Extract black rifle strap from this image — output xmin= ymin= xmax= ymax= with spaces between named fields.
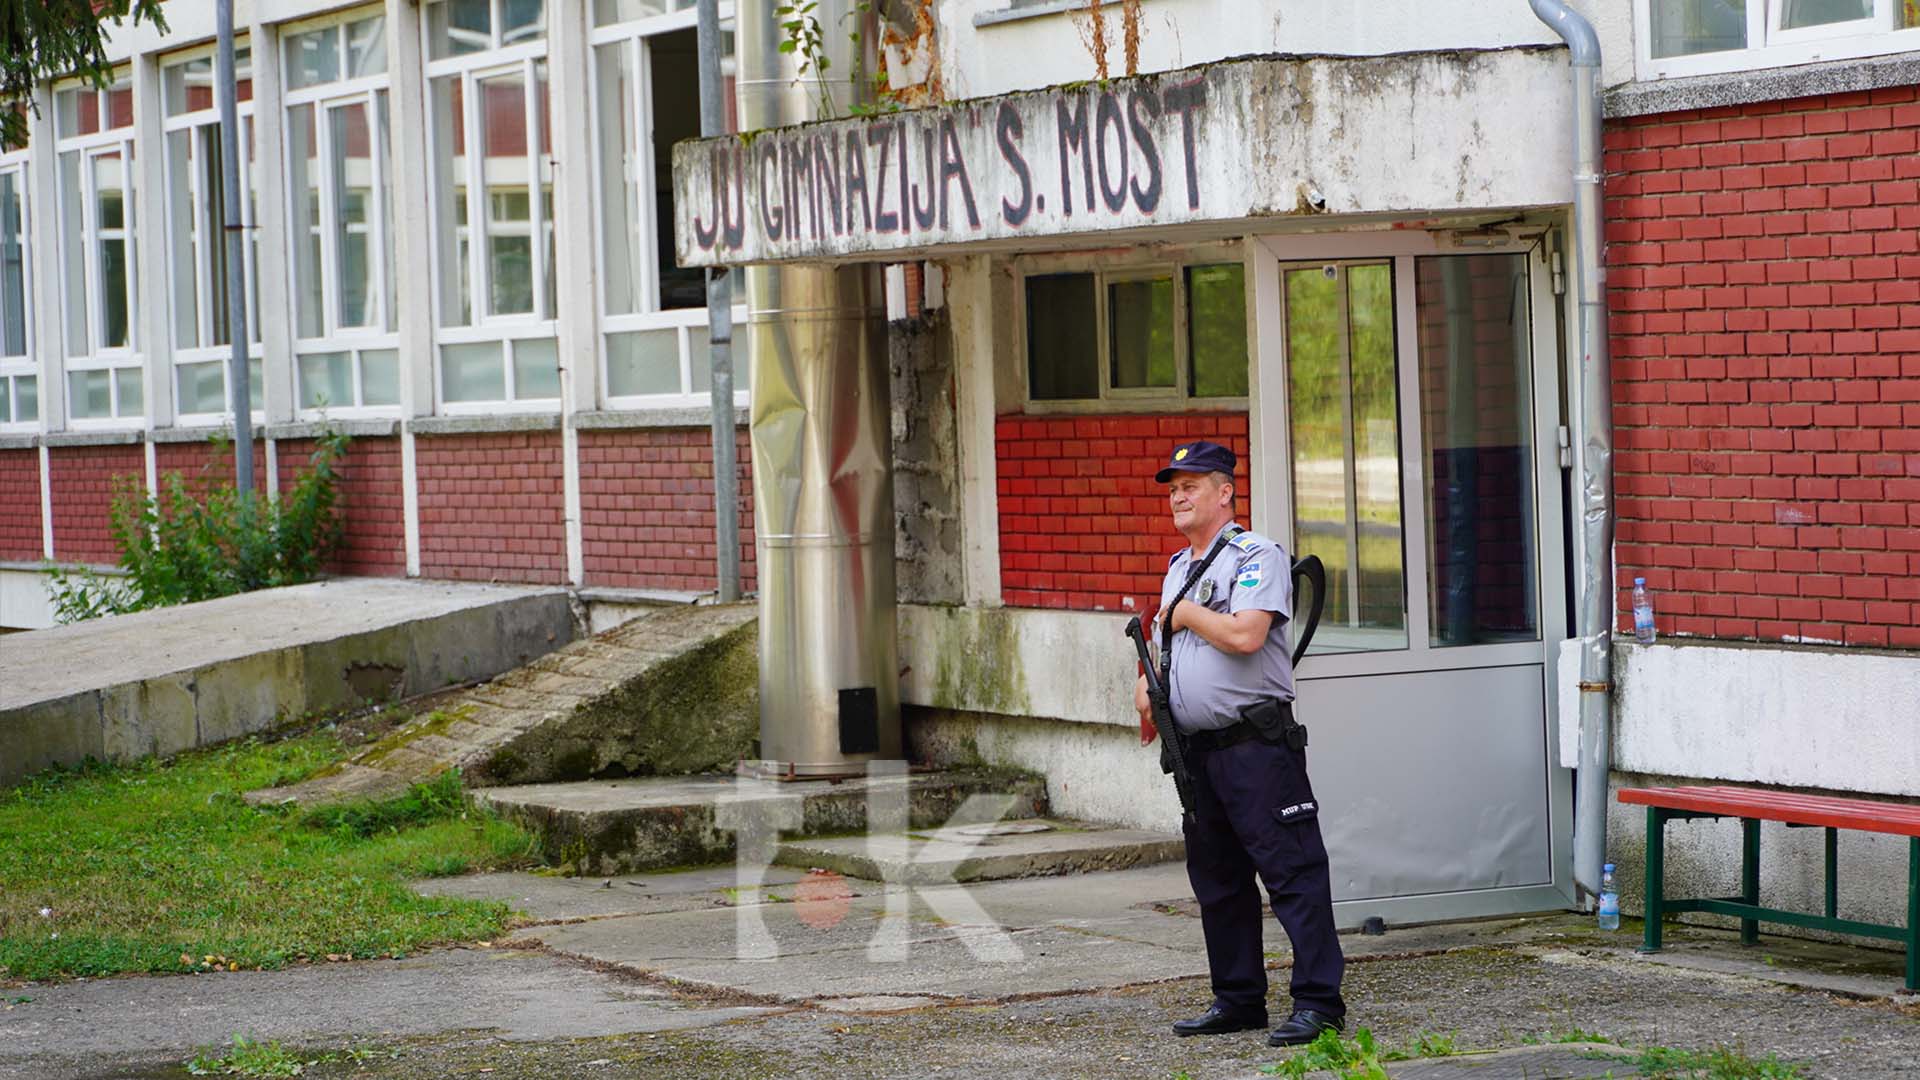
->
xmin=1158 ymin=524 xmax=1245 ymax=692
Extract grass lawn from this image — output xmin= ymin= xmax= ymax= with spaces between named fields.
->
xmin=0 ymin=728 xmax=539 ymax=983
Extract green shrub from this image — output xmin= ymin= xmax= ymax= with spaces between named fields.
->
xmin=46 ymin=430 xmax=348 ymax=622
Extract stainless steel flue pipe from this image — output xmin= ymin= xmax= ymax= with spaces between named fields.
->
xmin=737 ymin=0 xmax=901 ymax=776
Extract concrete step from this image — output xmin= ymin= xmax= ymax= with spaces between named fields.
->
xmin=476 ymin=770 xmax=1051 ymax=877
xmin=774 ymin=819 xmax=1184 ymax=885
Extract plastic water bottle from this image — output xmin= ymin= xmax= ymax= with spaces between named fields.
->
xmin=1632 ymin=578 xmax=1656 ymax=645
xmin=1597 ymin=863 xmax=1621 ymax=931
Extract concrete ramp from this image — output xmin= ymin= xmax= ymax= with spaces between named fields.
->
xmin=0 ymin=579 xmax=577 ymax=787
xmin=250 ymin=602 xmax=758 ymax=806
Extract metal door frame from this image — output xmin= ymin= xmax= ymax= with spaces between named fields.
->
xmin=1245 ymin=228 xmax=1577 ymax=923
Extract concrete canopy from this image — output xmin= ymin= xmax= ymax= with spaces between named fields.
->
xmin=672 ymin=46 xmax=1576 ymax=266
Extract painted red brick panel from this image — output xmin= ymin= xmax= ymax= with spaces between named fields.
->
xmin=152 ymin=440 xmax=269 ymax=501
xmin=996 ymin=413 xmax=1252 ymax=614
xmin=0 ymin=449 xmax=43 ymax=561
xmin=415 ymin=431 xmax=567 ymax=585
xmin=579 ymin=427 xmax=756 ymax=594
xmin=48 ymin=445 xmax=144 ymax=565
xmin=1605 ymin=85 xmax=1920 ymax=649
xmin=275 ymin=436 xmax=406 ymax=577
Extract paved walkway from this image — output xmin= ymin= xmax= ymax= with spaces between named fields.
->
xmin=5 ymin=865 xmax=1914 ymax=1079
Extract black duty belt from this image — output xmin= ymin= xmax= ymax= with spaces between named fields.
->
xmin=1185 ymin=700 xmax=1303 ymax=753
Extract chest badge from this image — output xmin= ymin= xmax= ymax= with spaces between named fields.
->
xmin=1195 ymin=578 xmax=1216 ymax=605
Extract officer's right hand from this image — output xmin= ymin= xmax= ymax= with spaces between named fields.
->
xmin=1135 ymin=674 xmax=1157 ymax=745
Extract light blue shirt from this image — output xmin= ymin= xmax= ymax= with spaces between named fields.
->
xmin=1159 ymin=522 xmax=1296 ymax=733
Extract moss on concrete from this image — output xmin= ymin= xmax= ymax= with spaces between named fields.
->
xmin=930 ymin=608 xmax=1031 ymax=715
xmin=356 ymin=706 xmax=471 ymax=768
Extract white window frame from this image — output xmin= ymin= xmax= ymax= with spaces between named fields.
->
xmin=0 ymin=150 xmax=34 ymax=431
xmin=1636 ymin=0 xmax=1920 ymax=81
xmin=283 ymin=6 xmax=401 ymax=420
xmin=1012 ymin=244 xmax=1252 ymax=414
xmin=423 ymin=0 xmax=559 ymax=414
xmin=160 ymin=41 xmax=265 ymax=427
xmin=589 ymin=4 xmax=746 ymax=409
xmin=52 ymin=74 xmax=143 ymax=429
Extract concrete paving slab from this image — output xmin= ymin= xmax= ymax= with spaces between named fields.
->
xmin=1231 ymin=1043 xmax=1639 ymax=1079
xmin=0 ymin=948 xmax=773 ymax=1071
xmin=412 ymin=866 xmax=884 ymax=922
xmin=774 ymin=819 xmax=1184 ymax=883
xmin=0 ymin=579 xmax=575 ymax=785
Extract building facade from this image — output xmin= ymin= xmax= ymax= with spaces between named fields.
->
xmin=3 ymin=2 xmax=1917 ymax=932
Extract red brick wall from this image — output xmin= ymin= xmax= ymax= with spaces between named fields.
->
xmin=152 ymin=440 xmax=269 ymax=499
xmin=47 ymin=445 xmax=145 ymax=565
xmin=1605 ymin=86 xmax=1920 ymax=648
xmin=996 ymin=413 xmax=1251 ymax=612
xmin=275 ymin=436 xmax=406 ymax=577
xmin=0 ymin=449 xmax=42 ymax=561
xmin=415 ymin=432 xmax=567 ymax=584
xmin=579 ymin=427 xmax=756 ymax=594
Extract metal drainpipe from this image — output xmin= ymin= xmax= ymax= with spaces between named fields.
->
xmin=737 ymin=0 xmax=901 ymax=777
xmin=1528 ymin=0 xmax=1614 ymax=903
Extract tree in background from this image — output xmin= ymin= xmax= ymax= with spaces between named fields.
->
xmin=0 ymin=0 xmax=168 ymax=149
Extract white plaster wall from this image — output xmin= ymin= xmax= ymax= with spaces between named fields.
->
xmin=0 ymin=569 xmax=58 ymax=632
xmin=1558 ymin=639 xmax=1920 ymax=798
xmin=898 ymin=604 xmax=1139 ymax=727
xmin=939 ymin=0 xmax=1634 ymax=100
xmin=912 ymin=708 xmax=1185 ymax=832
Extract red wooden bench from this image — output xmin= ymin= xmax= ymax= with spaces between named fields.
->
xmin=1617 ymin=785 xmax=1920 ymax=992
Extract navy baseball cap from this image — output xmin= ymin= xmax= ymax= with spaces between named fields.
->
xmin=1155 ymin=441 xmax=1237 ymax=484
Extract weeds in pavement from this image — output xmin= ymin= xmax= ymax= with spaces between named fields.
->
xmin=1624 ymin=1044 xmax=1805 ymax=1079
xmin=1260 ymin=1027 xmax=1390 ymax=1079
xmin=0 ymin=734 xmax=538 ymax=981
xmin=185 ymin=1035 xmax=400 ymax=1077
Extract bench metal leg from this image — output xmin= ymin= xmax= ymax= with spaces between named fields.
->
xmin=1907 ymin=836 xmax=1918 ymax=993
xmin=1824 ymin=827 xmax=1838 ymax=921
xmin=1741 ymin=818 xmax=1761 ymax=946
xmin=1642 ymin=806 xmax=1666 ymax=954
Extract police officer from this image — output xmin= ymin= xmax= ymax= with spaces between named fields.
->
xmin=1133 ymin=440 xmax=1346 ymax=1047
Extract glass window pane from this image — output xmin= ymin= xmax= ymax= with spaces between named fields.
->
xmin=287 ymin=104 xmax=325 ymax=339
xmin=60 ymin=152 xmax=86 ymax=355
xmin=165 ymin=131 xmax=200 ymax=349
xmin=480 ymin=70 xmax=535 ymax=317
xmin=1417 ymin=254 xmax=1539 ymax=647
xmin=347 ymin=15 xmax=388 ymax=78
xmin=1780 ymin=0 xmax=1871 ymax=28
xmin=284 ymin=26 xmax=341 ymax=91
xmin=330 ymin=102 xmax=375 ymax=329
xmin=597 ymin=42 xmax=642 ymax=317
xmin=0 ymin=378 xmax=9 ymax=422
xmin=1188 ymin=264 xmax=1248 ymax=398
xmin=1286 ymin=264 xmax=1406 ymax=654
xmin=607 ymin=328 xmax=680 ymax=396
xmin=70 ymin=369 xmax=110 ymax=419
xmin=1649 ymin=0 xmax=1748 ymax=58
xmin=1108 ymin=276 xmax=1175 ymax=390
xmin=178 ymin=360 xmax=227 ymax=414
xmin=431 ymin=75 xmax=471 ymax=326
xmin=537 ymin=61 xmax=555 ymax=319
xmin=56 ymin=87 xmax=98 ymax=139
xmin=163 ymin=53 xmax=248 ymax=115
xmin=360 ymin=348 xmax=400 ymax=405
xmin=442 ymin=340 xmax=505 ymax=402
xmin=14 ymin=375 xmax=35 ymax=422
xmin=378 ymin=92 xmax=396 ymax=332
xmin=114 ymin=366 xmax=142 ymax=415
xmin=0 ymin=171 xmax=25 ymax=359
xmin=298 ymin=351 xmax=353 ymax=409
xmin=1026 ymin=273 xmax=1098 ymax=400
xmin=94 ymin=153 xmax=132 ymax=351
xmin=502 ymin=0 xmax=548 ymax=44
xmin=429 ymin=0 xmax=493 ymax=58
xmin=595 ymin=0 xmax=668 ymax=24
xmin=512 ymin=337 xmax=560 ymax=399
xmin=1907 ymin=0 xmax=1920 ymax=28
xmin=650 ymin=31 xmax=701 ymax=310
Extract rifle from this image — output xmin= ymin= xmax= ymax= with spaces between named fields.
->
xmin=1127 ymin=615 xmax=1196 ymax=824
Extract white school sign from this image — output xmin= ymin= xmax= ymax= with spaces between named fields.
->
xmin=672 ymin=48 xmax=1573 ymax=266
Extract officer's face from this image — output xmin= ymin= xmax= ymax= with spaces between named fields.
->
xmin=1168 ymin=473 xmax=1232 ymax=533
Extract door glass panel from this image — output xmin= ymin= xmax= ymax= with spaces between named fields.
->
xmin=1286 ymin=263 xmax=1406 ymax=653
xmin=1417 ymin=254 xmax=1539 ymax=647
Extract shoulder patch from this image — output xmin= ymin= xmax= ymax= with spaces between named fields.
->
xmin=1230 ymin=532 xmax=1261 ymax=553
xmin=1235 ymin=561 xmax=1264 ymax=590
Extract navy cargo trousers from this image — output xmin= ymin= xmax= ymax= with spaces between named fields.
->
xmin=1183 ymin=736 xmax=1347 ymax=1021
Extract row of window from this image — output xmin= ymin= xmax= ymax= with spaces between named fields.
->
xmin=0 ymin=0 xmax=733 ymax=432
xmin=1642 ymin=0 xmax=1920 ymax=79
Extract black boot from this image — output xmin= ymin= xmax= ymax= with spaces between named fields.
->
xmin=1172 ymin=1003 xmax=1268 ymax=1037
xmin=1267 ymin=1009 xmax=1342 ymax=1047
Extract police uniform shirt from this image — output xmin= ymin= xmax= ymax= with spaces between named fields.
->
xmin=1159 ymin=523 xmax=1296 ymax=733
